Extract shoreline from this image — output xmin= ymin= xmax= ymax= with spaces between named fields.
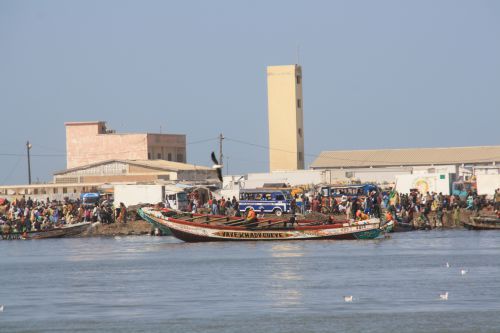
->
xmin=82 ymin=220 xmax=153 ymax=237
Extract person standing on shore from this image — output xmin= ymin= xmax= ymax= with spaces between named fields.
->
xmin=453 ymin=204 xmax=461 ymax=226
xmin=494 ymin=188 xmax=500 ymax=212
xmin=118 ymin=202 xmax=127 ymax=224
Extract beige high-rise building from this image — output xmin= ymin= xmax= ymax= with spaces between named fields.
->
xmin=267 ymin=64 xmax=304 ymax=171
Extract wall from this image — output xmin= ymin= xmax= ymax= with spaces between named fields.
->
xmin=146 ymin=134 xmax=186 ymax=162
xmin=66 ymin=122 xmax=187 ymax=168
xmin=66 ymin=122 xmax=149 ymax=168
xmin=476 ymin=174 xmax=500 ymax=197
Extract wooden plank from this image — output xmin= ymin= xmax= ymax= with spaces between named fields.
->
xmin=223 ymin=218 xmax=247 ymax=226
xmin=231 ymin=219 xmax=273 ymax=228
xmin=201 ymin=216 xmax=231 ymax=224
xmin=253 ymin=220 xmax=286 ymax=229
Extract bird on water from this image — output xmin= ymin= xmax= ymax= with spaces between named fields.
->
xmin=343 ymin=296 xmax=353 ymax=302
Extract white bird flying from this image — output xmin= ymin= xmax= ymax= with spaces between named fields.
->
xmin=439 ymin=292 xmax=449 ymax=301
xmin=211 ymin=152 xmax=223 ymax=182
xmin=461 ymin=269 xmax=468 ymax=275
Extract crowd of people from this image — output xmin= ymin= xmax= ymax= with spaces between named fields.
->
xmin=188 ymin=187 xmax=500 ymax=229
xmin=0 ymin=195 xmax=129 ymax=234
xmin=188 ymin=196 xmax=241 ymax=217
xmin=299 ymin=188 xmax=500 ymax=227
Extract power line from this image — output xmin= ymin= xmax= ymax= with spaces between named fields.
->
xmin=1 ymin=156 xmax=22 ymax=185
xmin=225 ymin=137 xmax=500 ymax=165
xmin=187 ymin=137 xmax=219 ymax=145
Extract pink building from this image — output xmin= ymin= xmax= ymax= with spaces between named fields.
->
xmin=65 ymin=121 xmax=186 ymax=169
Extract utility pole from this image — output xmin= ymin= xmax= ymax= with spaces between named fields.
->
xmin=26 ymin=141 xmax=32 ymax=185
xmin=219 ymin=133 xmax=224 ymax=168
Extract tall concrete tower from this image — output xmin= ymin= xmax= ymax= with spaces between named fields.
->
xmin=267 ymin=64 xmax=304 ymax=172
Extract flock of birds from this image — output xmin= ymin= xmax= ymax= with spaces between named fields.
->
xmin=343 ymin=262 xmax=469 ymax=303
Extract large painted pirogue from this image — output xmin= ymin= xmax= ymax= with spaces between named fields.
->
xmin=141 ymin=207 xmax=385 ymax=242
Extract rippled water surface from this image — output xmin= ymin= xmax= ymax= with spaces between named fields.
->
xmin=1 ymin=230 xmax=500 ymax=332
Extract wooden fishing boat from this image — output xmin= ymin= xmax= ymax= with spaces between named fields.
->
xmin=144 ymin=209 xmax=384 ymax=242
xmin=137 ymin=207 xmax=172 ymax=235
xmin=393 ymin=221 xmax=413 ymax=232
xmin=463 ymin=216 xmax=500 ymax=230
xmin=0 ymin=222 xmax=92 ymax=240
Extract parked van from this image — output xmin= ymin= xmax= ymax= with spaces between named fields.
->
xmin=239 ymin=189 xmax=292 ymax=216
xmin=114 ymin=184 xmax=188 ymax=211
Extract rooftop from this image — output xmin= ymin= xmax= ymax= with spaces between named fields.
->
xmin=310 ymin=145 xmax=500 ymax=169
xmin=55 ymin=159 xmax=212 ymax=175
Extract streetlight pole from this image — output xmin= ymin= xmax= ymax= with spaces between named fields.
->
xmin=219 ymin=132 xmax=224 ymax=169
xmin=26 ymin=141 xmax=32 ymax=185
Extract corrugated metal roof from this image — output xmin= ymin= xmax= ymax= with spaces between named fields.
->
xmin=310 ymin=145 xmax=500 ymax=169
xmin=126 ymin=159 xmax=211 ymax=171
xmin=54 ymin=159 xmax=212 ymax=175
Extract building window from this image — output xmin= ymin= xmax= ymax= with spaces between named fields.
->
xmin=177 ymin=154 xmax=184 ymax=162
xmin=148 ymin=152 xmax=151 ymax=159
xmin=157 ymin=153 xmax=161 ymax=159
xmin=298 ymin=152 xmax=303 ymax=161
xmin=168 ymin=153 xmax=172 ymax=161
xmin=297 ymin=99 xmax=301 ymax=108
xmin=63 ymin=187 xmax=67 ymax=194
xmin=296 ymin=75 xmax=301 ymax=85
xmin=298 ymin=128 xmax=302 ymax=137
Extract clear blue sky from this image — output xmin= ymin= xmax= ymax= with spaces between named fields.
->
xmin=1 ymin=0 xmax=499 ymax=185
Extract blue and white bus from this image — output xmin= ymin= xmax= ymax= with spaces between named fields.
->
xmin=239 ymin=189 xmax=292 ymax=216
xmin=320 ymin=184 xmax=379 ymax=202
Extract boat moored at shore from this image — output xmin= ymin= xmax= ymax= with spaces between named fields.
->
xmin=0 ymin=222 xmax=92 ymax=240
xmin=142 ymin=208 xmax=385 ymax=242
xmin=463 ymin=216 xmax=500 ymax=230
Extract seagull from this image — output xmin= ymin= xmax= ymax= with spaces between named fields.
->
xmin=446 ymin=262 xmax=450 ymax=268
xmin=439 ymin=292 xmax=449 ymax=301
xmin=0 ymin=305 xmax=4 ymax=312
xmin=461 ymin=269 xmax=468 ymax=276
xmin=343 ymin=296 xmax=353 ymax=302
xmin=211 ymin=152 xmax=223 ymax=182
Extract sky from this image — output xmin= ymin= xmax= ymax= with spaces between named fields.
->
xmin=0 ymin=0 xmax=499 ymax=185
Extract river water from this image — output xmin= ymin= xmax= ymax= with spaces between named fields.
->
xmin=1 ymin=230 xmax=499 ymax=333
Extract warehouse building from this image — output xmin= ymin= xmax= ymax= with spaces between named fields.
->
xmin=310 ymin=145 xmax=500 ymax=184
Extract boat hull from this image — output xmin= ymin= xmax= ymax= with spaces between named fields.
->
xmin=138 ymin=208 xmax=172 ymax=235
xmin=1 ymin=222 xmax=91 ymax=240
xmin=151 ymin=214 xmax=382 ymax=242
xmin=394 ymin=222 xmax=413 ymax=232
xmin=464 ymin=216 xmax=500 ymax=230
